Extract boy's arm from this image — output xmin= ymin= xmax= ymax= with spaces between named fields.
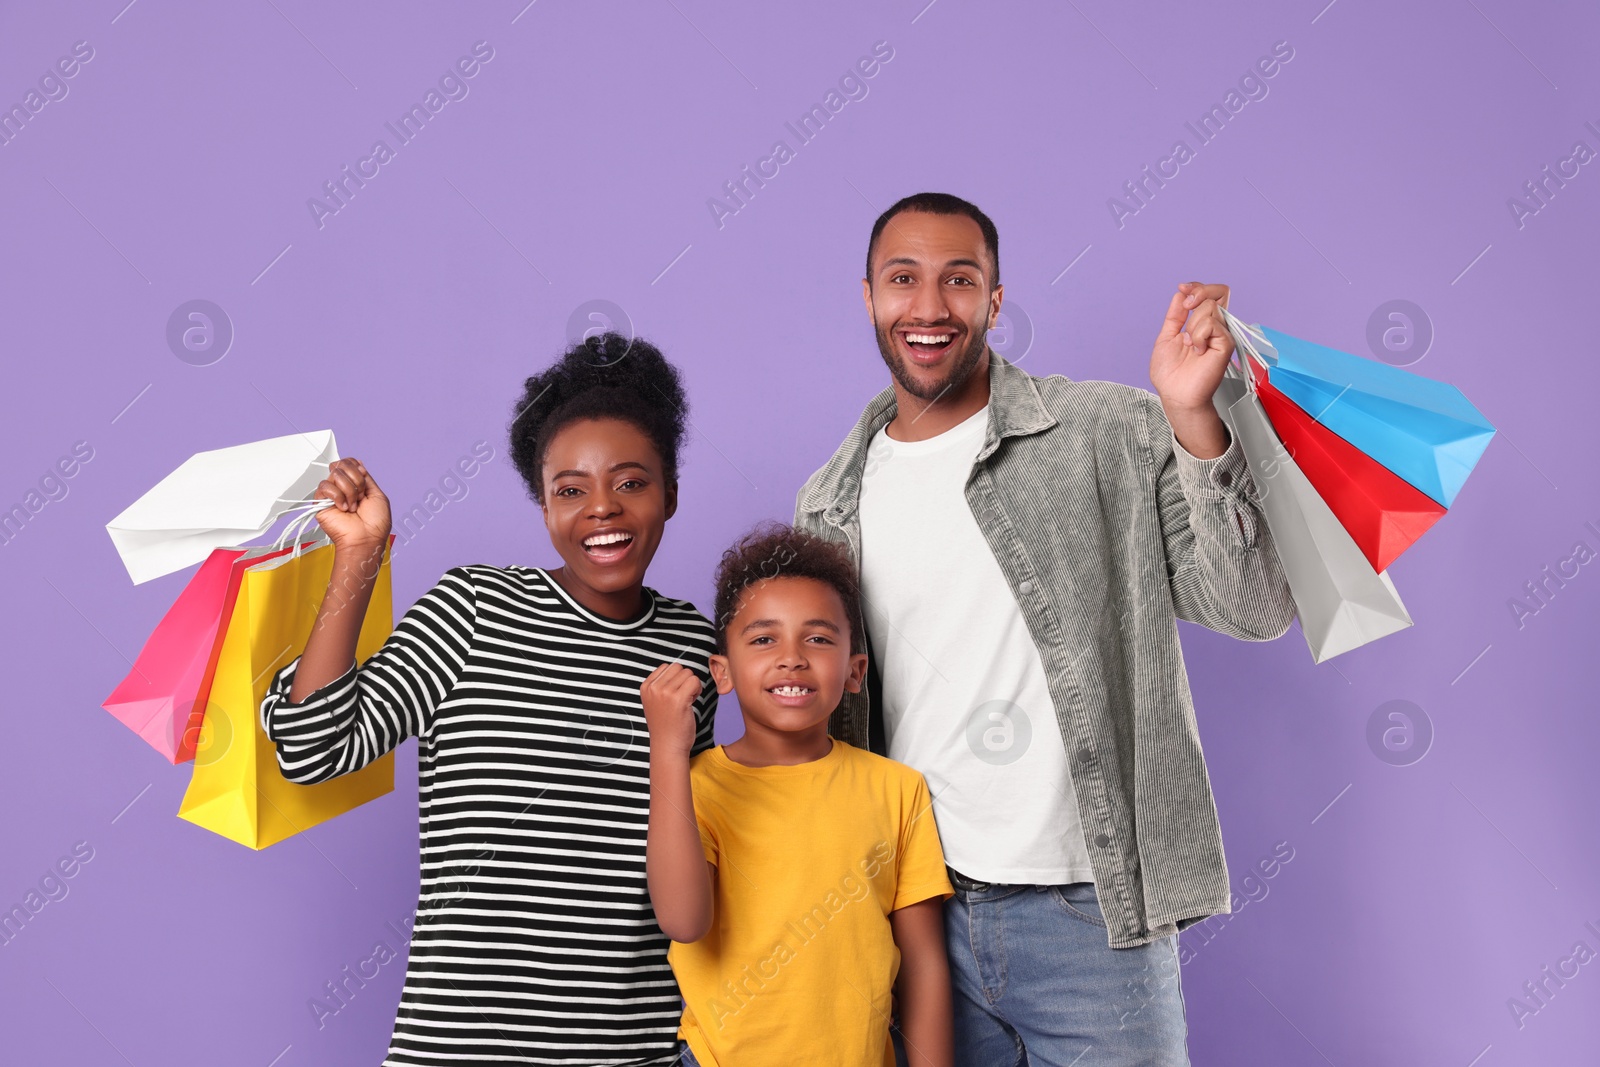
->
xmin=889 ymin=897 xmax=952 ymax=1067
xmin=643 ymin=663 xmax=715 ymax=943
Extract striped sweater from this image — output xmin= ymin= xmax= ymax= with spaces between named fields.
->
xmin=260 ymin=564 xmax=718 ymax=1066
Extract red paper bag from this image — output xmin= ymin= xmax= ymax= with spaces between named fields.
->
xmin=1255 ymin=370 xmax=1445 ymax=572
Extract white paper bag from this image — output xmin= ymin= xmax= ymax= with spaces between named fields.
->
xmin=106 ymin=430 xmax=339 ymax=584
xmin=1213 ymin=370 xmax=1412 ymax=662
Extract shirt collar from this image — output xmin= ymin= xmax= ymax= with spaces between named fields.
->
xmin=798 ymin=348 xmax=1061 ymax=515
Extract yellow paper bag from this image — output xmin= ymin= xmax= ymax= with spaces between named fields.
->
xmin=178 ymin=536 xmax=396 ymax=848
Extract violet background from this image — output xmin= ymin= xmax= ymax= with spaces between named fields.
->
xmin=2 ymin=1 xmax=1596 ymax=1064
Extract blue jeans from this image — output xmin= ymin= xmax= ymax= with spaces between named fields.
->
xmin=940 ymin=871 xmax=1191 ymax=1066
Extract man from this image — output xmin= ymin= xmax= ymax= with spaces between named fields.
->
xmin=793 ymin=191 xmax=1294 ymax=1066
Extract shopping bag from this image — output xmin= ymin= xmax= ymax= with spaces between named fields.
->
xmin=101 ymin=542 xmax=297 ymax=762
xmin=1251 ymin=373 xmax=1446 ymax=573
xmin=185 ymin=508 xmax=334 ymax=760
xmin=1246 ymin=326 xmax=1493 ymax=508
xmin=1211 ymin=364 xmax=1414 ymax=662
xmin=177 ymin=531 xmax=395 ymax=849
xmin=106 ymin=430 xmax=339 ymax=584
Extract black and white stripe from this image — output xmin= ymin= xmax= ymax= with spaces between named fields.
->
xmin=261 ymin=565 xmax=717 ymax=1066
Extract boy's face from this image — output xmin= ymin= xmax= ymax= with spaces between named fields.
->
xmin=540 ymin=417 xmax=676 ymax=601
xmin=710 ymin=576 xmax=868 ymax=735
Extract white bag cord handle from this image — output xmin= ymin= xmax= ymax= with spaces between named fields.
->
xmin=271 ymin=498 xmax=335 ymax=558
xmin=1216 ymin=305 xmax=1272 ymax=394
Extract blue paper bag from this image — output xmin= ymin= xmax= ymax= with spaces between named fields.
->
xmin=1254 ymin=327 xmax=1495 ymax=507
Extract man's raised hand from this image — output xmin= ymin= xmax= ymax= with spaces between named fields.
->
xmin=1149 ymin=281 xmax=1236 ymax=415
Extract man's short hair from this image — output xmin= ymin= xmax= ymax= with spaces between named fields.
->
xmin=866 ymin=191 xmax=1000 ymax=286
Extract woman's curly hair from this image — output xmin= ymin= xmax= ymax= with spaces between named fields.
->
xmin=713 ymin=523 xmax=866 ymax=654
xmin=508 ymin=331 xmax=688 ymax=506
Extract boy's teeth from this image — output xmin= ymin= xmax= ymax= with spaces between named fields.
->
xmin=769 ymin=685 xmax=812 ymax=696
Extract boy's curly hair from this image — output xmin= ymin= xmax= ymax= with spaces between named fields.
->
xmin=713 ymin=523 xmax=865 ymax=655
xmin=507 ymin=331 xmax=688 ymax=506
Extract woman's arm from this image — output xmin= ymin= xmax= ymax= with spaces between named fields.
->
xmin=290 ymin=458 xmax=390 ymax=702
xmin=259 ymin=458 xmax=477 ymax=784
xmin=262 ymin=564 xmax=477 ymax=783
xmin=889 ymin=896 xmax=953 ymax=1067
xmin=289 ymin=539 xmax=385 ymax=702
xmin=642 ymin=664 xmax=715 ymax=943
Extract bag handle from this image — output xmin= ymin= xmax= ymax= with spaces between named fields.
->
xmin=271 ymin=498 xmax=334 ymax=558
xmin=1216 ymin=305 xmax=1273 ymax=394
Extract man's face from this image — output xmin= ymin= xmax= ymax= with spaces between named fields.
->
xmin=863 ymin=210 xmax=1003 ymax=402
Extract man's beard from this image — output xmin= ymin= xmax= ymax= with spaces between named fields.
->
xmin=873 ymin=314 xmax=990 ymax=403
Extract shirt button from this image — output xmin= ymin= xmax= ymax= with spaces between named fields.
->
xmin=1018 ymin=580 xmax=1034 ymax=596
xmin=1077 ymin=747 xmax=1093 ymax=763
xmin=1217 ymin=470 xmax=1233 ymax=487
xmin=1094 ymin=833 xmax=1111 ymax=848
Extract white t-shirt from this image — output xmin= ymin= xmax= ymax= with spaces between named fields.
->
xmin=857 ymin=405 xmax=1095 ymax=885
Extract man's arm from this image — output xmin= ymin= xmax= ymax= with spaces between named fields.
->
xmin=889 ymin=897 xmax=952 ymax=1067
xmin=1145 ymin=281 xmax=1294 ymax=640
xmin=1146 ymin=392 xmax=1295 ymax=640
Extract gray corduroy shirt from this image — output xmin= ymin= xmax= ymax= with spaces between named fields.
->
xmin=794 ymin=350 xmax=1295 ymax=948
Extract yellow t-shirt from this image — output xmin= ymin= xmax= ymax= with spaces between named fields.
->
xmin=670 ymin=739 xmax=953 ymax=1067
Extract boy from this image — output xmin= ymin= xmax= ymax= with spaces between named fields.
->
xmin=641 ymin=524 xmax=953 ymax=1067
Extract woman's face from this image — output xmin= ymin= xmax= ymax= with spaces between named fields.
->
xmin=540 ymin=417 xmax=676 ymax=608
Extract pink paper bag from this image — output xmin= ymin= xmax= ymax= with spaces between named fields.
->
xmin=101 ymin=540 xmax=308 ymax=762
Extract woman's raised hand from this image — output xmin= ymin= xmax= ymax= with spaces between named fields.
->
xmin=312 ymin=457 xmax=392 ymax=552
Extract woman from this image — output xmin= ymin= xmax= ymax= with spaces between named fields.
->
xmin=260 ymin=332 xmax=717 ymax=1065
